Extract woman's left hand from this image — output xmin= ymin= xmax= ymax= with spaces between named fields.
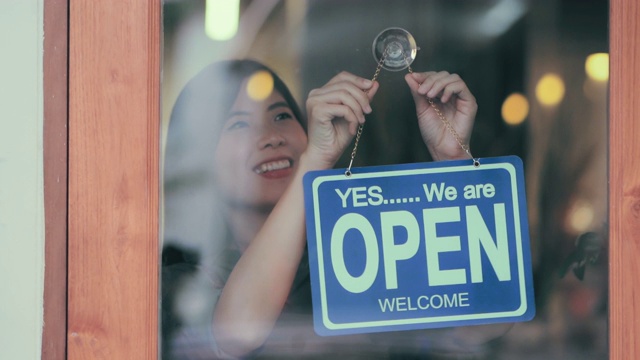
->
xmin=404 ymin=71 xmax=477 ymax=161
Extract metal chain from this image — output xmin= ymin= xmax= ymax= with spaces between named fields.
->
xmin=426 ymin=97 xmax=479 ymax=167
xmin=403 ymin=52 xmax=478 ymax=167
xmin=345 ymin=47 xmax=389 ymax=176
xmin=344 ymin=44 xmax=479 ymax=177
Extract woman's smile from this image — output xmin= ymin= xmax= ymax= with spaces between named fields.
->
xmin=213 ymin=82 xmax=307 ymax=207
xmin=253 ymin=158 xmax=293 ymax=176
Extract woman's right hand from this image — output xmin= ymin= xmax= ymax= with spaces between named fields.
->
xmin=304 ymin=71 xmax=379 ymax=170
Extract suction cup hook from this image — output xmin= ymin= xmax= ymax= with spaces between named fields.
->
xmin=372 ymin=27 xmax=418 ymax=71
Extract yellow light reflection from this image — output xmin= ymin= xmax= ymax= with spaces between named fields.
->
xmin=246 ymin=71 xmax=274 ymax=101
xmin=585 ymin=53 xmax=609 ymax=82
xmin=535 ymin=73 xmax=565 ymax=107
xmin=205 ymin=0 xmax=240 ymax=41
xmin=501 ymin=93 xmax=529 ymax=125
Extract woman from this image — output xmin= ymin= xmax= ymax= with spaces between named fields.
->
xmin=163 ymin=59 xmax=482 ymax=359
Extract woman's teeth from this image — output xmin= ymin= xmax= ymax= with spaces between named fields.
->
xmin=255 ymin=159 xmax=291 ymax=174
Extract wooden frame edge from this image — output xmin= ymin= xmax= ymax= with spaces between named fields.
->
xmin=42 ymin=0 xmax=69 ymax=358
xmin=66 ymin=1 xmax=161 ymax=358
xmin=609 ymin=0 xmax=640 ymax=358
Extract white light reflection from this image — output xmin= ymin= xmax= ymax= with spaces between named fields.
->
xmin=205 ymin=0 xmax=240 ymax=41
xmin=477 ymin=0 xmax=528 ymax=37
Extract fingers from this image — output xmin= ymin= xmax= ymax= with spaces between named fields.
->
xmin=307 ymin=101 xmax=361 ymax=135
xmin=324 ymin=71 xmax=374 ymax=91
xmin=327 ymin=71 xmax=379 ymax=103
xmin=405 ymin=71 xmax=474 ymax=104
xmin=314 ymin=71 xmax=377 ymax=112
xmin=307 ymin=71 xmax=378 ymax=126
xmin=308 ymin=88 xmax=367 ymax=125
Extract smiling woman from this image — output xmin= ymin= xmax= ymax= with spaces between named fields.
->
xmin=161 ymin=48 xmax=517 ymax=359
xmin=162 ymin=42 xmax=493 ymax=358
xmin=161 ymin=60 xmax=309 ymax=357
xmin=163 ymin=61 xmax=483 ymax=358
xmin=214 ymin=85 xmax=307 ymax=211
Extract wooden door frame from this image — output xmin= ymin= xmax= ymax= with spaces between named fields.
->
xmin=607 ymin=1 xmax=640 ymax=357
xmin=42 ymin=0 xmax=69 ymax=358
xmin=41 ymin=0 xmax=638 ymax=358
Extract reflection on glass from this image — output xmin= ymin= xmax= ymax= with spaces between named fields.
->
xmin=536 ymin=73 xmax=566 ymax=107
xmin=161 ymin=1 xmax=609 ymax=359
xmin=204 ymin=0 xmax=240 ymax=40
xmin=501 ymin=93 xmax=529 ymax=125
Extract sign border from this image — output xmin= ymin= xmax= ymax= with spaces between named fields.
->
xmin=305 ymin=156 xmax=534 ymax=334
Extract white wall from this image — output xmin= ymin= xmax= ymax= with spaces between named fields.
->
xmin=0 ymin=0 xmax=45 ymax=359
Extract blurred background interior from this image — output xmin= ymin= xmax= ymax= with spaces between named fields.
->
xmin=161 ymin=0 xmax=609 ymax=358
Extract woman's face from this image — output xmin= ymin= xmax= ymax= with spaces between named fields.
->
xmin=213 ymin=81 xmax=307 ymax=209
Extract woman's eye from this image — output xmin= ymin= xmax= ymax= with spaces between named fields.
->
xmin=274 ymin=112 xmax=293 ymax=122
xmin=226 ymin=120 xmax=249 ymax=130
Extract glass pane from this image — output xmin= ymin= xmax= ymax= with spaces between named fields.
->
xmin=161 ymin=1 xmax=608 ymax=358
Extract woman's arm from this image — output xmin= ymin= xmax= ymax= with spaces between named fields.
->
xmin=212 ymin=72 xmax=379 ymax=357
xmin=211 ymin=154 xmax=316 ymax=357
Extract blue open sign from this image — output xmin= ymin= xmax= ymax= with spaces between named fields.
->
xmin=303 ymin=156 xmax=535 ymax=336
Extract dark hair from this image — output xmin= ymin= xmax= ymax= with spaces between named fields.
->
xmin=169 ymin=59 xmax=304 ymax=142
xmin=163 ymin=59 xmax=304 ymax=212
